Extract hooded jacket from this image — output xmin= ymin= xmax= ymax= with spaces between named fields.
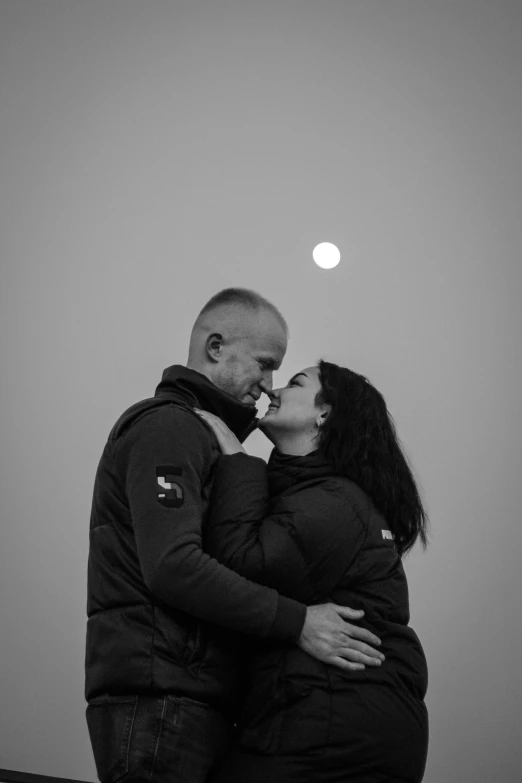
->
xmin=204 ymin=449 xmax=429 ymax=776
xmin=84 ymin=366 xmax=306 ymax=714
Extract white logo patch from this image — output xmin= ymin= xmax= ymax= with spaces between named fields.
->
xmin=382 ymin=529 xmax=393 ymax=540
xmin=157 ymin=476 xmax=175 ymax=490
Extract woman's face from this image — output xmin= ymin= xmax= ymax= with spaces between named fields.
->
xmin=258 ymin=365 xmax=329 ymax=439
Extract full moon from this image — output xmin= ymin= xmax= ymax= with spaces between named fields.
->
xmin=313 ymin=242 xmax=341 ymax=269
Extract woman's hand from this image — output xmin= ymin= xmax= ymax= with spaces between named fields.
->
xmin=194 ymin=409 xmax=247 ymax=455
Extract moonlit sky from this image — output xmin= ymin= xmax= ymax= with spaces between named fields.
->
xmin=1 ymin=2 xmax=521 ymax=781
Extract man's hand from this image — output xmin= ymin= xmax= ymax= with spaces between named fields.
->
xmin=298 ymin=604 xmax=385 ymax=672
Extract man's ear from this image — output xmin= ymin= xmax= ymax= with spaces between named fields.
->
xmin=206 ymin=333 xmax=223 ymax=363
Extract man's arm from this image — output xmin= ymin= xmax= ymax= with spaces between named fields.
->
xmin=116 ymin=405 xmax=303 ymax=641
xmin=117 ymin=406 xmax=382 ymax=670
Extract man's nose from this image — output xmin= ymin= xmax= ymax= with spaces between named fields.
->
xmin=259 ymin=375 xmax=273 ymax=393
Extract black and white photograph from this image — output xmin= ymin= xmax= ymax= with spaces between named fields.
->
xmin=1 ymin=2 xmax=521 ymax=782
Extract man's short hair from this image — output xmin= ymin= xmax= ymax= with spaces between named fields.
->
xmin=196 ymin=288 xmax=288 ymax=336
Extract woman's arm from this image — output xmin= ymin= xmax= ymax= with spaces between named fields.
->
xmin=193 ymin=410 xmax=385 ymax=666
xmin=204 ymin=452 xmax=366 ymax=605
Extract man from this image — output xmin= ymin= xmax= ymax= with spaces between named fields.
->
xmin=85 ymin=288 xmax=384 ymax=783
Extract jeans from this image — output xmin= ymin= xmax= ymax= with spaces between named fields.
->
xmin=86 ymin=694 xmax=233 ymax=783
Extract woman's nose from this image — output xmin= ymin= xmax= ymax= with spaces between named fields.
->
xmin=266 ymin=388 xmax=282 ymax=401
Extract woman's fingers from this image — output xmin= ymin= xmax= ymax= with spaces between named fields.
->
xmin=194 ymin=409 xmax=212 ymax=421
xmin=194 ymin=410 xmax=219 ymax=429
xmin=194 ymin=408 xmax=244 ymax=455
xmin=195 ymin=409 xmax=226 ymax=431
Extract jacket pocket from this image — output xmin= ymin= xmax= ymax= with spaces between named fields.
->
xmin=86 ymin=695 xmax=138 ymax=783
xmin=186 ymin=620 xmax=202 ymax=666
xmin=152 ymin=603 xmax=202 ymax=668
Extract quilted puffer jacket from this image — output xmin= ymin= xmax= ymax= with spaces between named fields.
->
xmin=205 ymin=449 xmax=429 ymax=782
xmin=84 ymin=366 xmax=306 ymax=716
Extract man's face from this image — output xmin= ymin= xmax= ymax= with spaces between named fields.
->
xmin=213 ymin=310 xmax=288 ymax=406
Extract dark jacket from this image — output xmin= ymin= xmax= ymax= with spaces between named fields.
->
xmin=84 ymin=366 xmax=306 ymax=714
xmin=205 ymin=449 xmax=429 ymax=781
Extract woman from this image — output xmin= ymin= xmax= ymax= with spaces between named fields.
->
xmin=195 ymin=360 xmax=429 ymax=783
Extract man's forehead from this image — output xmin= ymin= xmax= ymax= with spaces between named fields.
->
xmin=230 ymin=310 xmax=286 ymax=359
xmin=242 ymin=328 xmax=285 ymax=361
xmin=253 ymin=334 xmax=287 ymax=362
xmin=243 ymin=311 xmax=286 ymax=337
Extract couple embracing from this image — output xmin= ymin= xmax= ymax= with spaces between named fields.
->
xmin=85 ymin=287 xmax=429 ymax=783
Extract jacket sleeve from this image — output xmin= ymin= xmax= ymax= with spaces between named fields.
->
xmin=204 ymin=452 xmax=368 ymax=604
xmin=116 ymin=407 xmax=306 ymax=642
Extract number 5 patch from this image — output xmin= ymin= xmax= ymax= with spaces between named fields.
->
xmin=156 ymin=466 xmax=184 ymax=508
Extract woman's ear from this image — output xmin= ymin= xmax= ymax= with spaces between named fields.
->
xmin=206 ymin=333 xmax=223 ymax=363
xmin=316 ymin=406 xmax=331 ymax=429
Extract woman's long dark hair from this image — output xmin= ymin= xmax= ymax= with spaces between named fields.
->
xmin=315 ymin=360 xmax=428 ymax=557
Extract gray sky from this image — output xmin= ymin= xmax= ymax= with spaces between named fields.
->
xmin=1 ymin=2 xmax=521 ymax=780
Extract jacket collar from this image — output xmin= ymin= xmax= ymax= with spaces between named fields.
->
xmin=267 ymin=448 xmax=334 ymax=496
xmin=154 ymin=365 xmax=258 ymax=443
